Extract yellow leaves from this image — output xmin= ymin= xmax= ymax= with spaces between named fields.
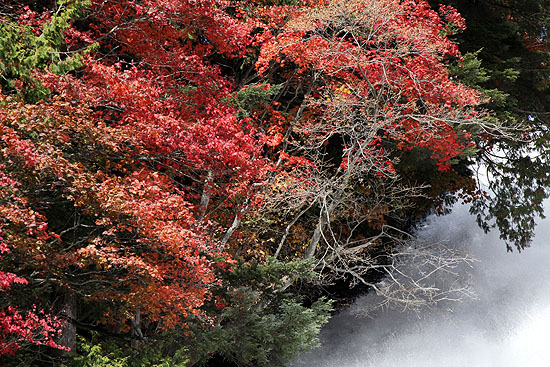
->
xmin=336 ymin=84 xmax=351 ymax=95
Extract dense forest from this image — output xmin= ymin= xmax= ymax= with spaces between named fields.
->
xmin=0 ymin=0 xmax=548 ymax=365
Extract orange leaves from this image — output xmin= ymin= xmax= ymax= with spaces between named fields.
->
xmin=0 ymin=0 xmax=278 ymax=333
xmin=0 ymin=91 xmax=227 ymax=331
xmin=75 ymin=168 xmax=221 ymax=327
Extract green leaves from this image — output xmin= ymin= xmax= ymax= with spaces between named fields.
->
xmin=0 ymin=0 xmax=90 ymax=102
xmin=436 ymin=0 xmax=550 ymax=250
xmin=69 ymin=334 xmax=189 ymax=367
xmin=187 ymin=257 xmax=332 ymax=366
xmin=234 ymin=83 xmax=283 ymax=118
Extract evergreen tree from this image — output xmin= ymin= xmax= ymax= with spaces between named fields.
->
xmin=433 ymin=0 xmax=550 ymax=250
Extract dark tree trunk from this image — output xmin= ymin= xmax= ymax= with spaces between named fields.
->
xmin=58 ymin=291 xmax=77 ymax=353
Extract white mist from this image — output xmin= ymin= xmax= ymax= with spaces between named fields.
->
xmin=293 ymin=201 xmax=550 ymax=367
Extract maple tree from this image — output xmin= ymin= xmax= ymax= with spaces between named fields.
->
xmin=0 ymin=0 xmax=278 ymax=363
xmin=0 ymin=156 xmax=66 ymax=356
xmin=0 ymin=90 xmax=231 ymax=338
xmin=0 ymin=246 xmax=65 ymax=356
xmin=235 ymin=0 xmax=498 ymax=298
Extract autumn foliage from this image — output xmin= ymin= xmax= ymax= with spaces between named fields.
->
xmin=0 ymin=201 xmax=65 ymax=355
xmin=0 ymin=0 xmax=509 ymax=364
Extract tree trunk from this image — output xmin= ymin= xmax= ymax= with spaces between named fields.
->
xmin=198 ymin=170 xmax=213 ymax=221
xmin=131 ymin=308 xmax=144 ymax=347
xmin=58 ymin=291 xmax=77 ymax=353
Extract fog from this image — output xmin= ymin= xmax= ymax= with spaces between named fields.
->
xmin=293 ymin=201 xmax=550 ymax=367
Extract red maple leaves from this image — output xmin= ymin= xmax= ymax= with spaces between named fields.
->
xmin=0 ymin=170 xmax=65 ymax=356
xmin=257 ymin=0 xmax=481 ymax=172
